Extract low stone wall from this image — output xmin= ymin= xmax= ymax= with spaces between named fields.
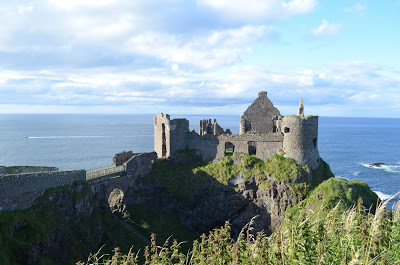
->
xmin=125 ymin=152 xmax=158 ymax=179
xmin=0 ymin=169 xmax=86 ymax=213
xmin=0 ymin=166 xmax=59 ymax=175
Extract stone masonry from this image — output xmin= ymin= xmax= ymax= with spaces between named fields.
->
xmin=240 ymin=91 xmax=281 ymax=135
xmin=0 ymin=169 xmax=86 ymax=213
xmin=154 ymin=91 xmax=320 ymax=170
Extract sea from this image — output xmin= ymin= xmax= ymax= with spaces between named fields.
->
xmin=1 ymin=114 xmax=399 ymax=207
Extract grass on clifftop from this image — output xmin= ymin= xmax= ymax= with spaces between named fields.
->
xmin=285 ymin=177 xmax=381 ymax=224
xmin=80 ymin=197 xmax=400 ymax=264
xmin=142 ymin=154 xmax=313 ymax=201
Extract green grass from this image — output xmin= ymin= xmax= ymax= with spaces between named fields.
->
xmin=285 ymin=177 xmax=381 ymax=222
xmin=125 ymin=204 xmax=198 ymax=254
xmin=80 ymin=198 xmax=400 ymax=264
xmin=142 ymin=154 xmax=323 ymax=202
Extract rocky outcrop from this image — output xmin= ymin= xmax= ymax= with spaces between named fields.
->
xmin=0 ymin=182 xmax=133 ymax=265
xmin=128 ymin=170 xmax=300 ymax=237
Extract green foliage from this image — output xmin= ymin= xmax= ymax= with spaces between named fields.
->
xmin=0 ymin=183 xmax=145 ymax=265
xmin=125 ymin=204 xmax=198 ymax=254
xmin=80 ymin=199 xmax=400 ymax=264
xmin=264 ymin=155 xmax=308 ymax=182
xmin=311 ymin=158 xmax=334 ymax=187
xmin=142 ymin=155 xmax=312 ymax=201
xmin=285 ymin=178 xmax=381 ymax=222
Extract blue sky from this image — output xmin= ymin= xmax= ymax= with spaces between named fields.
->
xmin=0 ymin=0 xmax=399 ymax=117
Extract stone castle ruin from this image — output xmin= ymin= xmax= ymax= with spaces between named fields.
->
xmin=154 ymin=91 xmax=320 ymax=170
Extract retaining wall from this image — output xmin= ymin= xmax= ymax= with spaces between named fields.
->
xmin=0 ymin=166 xmax=59 ymax=175
xmin=0 ymin=170 xmax=86 ymax=213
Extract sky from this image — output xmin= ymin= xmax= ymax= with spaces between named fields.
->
xmin=0 ymin=0 xmax=399 ymax=117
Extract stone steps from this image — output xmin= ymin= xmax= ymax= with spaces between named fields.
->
xmin=117 ymin=218 xmax=151 ymax=246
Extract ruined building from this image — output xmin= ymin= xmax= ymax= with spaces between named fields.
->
xmin=154 ymin=91 xmax=320 ymax=170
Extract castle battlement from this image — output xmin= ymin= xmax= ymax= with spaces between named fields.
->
xmin=154 ymin=92 xmax=320 ymax=170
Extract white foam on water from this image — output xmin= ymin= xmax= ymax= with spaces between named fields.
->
xmin=374 ymin=191 xmax=393 ymax=201
xmin=352 ymin=171 xmax=360 ymax=177
xmin=360 ymin=162 xmax=399 ymax=173
xmin=28 ymin=136 xmax=109 ymax=139
xmin=383 ymin=165 xmax=400 ymax=174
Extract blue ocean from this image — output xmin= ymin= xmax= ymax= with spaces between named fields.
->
xmin=1 ymin=114 xmax=399 ymax=205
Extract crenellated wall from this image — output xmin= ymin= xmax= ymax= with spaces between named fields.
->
xmin=0 ymin=169 xmax=86 ymax=213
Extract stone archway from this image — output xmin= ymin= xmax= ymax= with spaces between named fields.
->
xmin=108 ymin=188 xmax=126 ymax=218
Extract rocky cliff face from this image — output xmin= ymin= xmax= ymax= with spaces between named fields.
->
xmin=126 ymin=156 xmax=332 ymax=237
xmin=0 ymin=182 xmax=135 ymax=265
xmin=127 ymin=175 xmax=297 ymax=237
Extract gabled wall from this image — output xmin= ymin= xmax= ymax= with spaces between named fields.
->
xmin=240 ymin=91 xmax=281 ymax=135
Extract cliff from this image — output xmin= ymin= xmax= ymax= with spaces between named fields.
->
xmin=0 ymin=154 xmax=382 ymax=264
xmin=126 ymin=152 xmax=334 ymax=236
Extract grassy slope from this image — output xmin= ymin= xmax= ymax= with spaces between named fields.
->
xmin=142 ymin=154 xmax=312 ymax=202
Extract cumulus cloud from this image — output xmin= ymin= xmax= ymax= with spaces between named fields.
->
xmin=124 ymin=25 xmax=275 ymax=69
xmin=2 ymin=61 xmax=399 ymax=117
xmin=312 ymin=19 xmax=342 ymax=37
xmin=197 ymin=0 xmax=318 ymax=22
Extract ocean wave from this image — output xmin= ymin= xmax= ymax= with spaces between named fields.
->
xmin=27 ymin=136 xmax=109 ymax=139
xmin=352 ymin=171 xmax=360 ymax=177
xmin=361 ymin=163 xmax=400 ymax=174
xmin=374 ymin=191 xmax=393 ymax=201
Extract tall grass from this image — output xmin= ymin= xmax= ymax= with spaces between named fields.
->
xmin=77 ymin=196 xmax=400 ymax=265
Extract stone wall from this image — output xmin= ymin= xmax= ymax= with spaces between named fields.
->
xmin=216 ymin=134 xmax=284 ymax=160
xmin=125 ymin=152 xmax=158 ymax=179
xmin=113 ymin=151 xmax=134 ymax=166
xmin=240 ymin=91 xmax=281 ymax=135
xmin=154 ymin=113 xmax=190 ymax=158
xmin=185 ymin=133 xmax=284 ymax=162
xmin=91 ymin=152 xmax=158 ymax=204
xmin=0 ymin=166 xmax=59 ymax=175
xmin=154 ymin=113 xmax=171 ymax=158
xmin=187 ymin=133 xmax=220 ymax=161
xmin=281 ymin=115 xmax=320 ymax=170
xmin=0 ymin=169 xmax=86 ymax=213
xmin=169 ymin=119 xmax=190 ymax=156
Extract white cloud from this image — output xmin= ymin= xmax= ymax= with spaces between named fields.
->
xmin=344 ymin=3 xmax=367 ymax=13
xmin=197 ymin=0 xmax=317 ymax=22
xmin=312 ymin=20 xmax=342 ymax=37
xmin=1 ymin=61 xmax=400 ymax=117
xmin=48 ymin=0 xmax=118 ymax=10
xmin=124 ymin=25 xmax=272 ymax=69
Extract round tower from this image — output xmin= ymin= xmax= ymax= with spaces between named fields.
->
xmin=281 ymin=115 xmax=320 ymax=170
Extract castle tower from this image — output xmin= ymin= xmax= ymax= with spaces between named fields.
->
xmin=154 ymin=113 xmax=189 ymax=158
xmin=281 ymin=115 xmax=320 ymax=170
xmin=240 ymin=91 xmax=281 ymax=135
xmin=154 ymin=113 xmax=171 ymax=158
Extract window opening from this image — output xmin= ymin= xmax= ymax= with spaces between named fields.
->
xmin=224 ymin=142 xmax=235 ymax=156
xmin=248 ymin=141 xmax=257 ymax=155
xmin=162 ymin=123 xmax=167 ymax=157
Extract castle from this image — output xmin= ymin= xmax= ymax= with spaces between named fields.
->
xmin=154 ymin=91 xmax=320 ymax=170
